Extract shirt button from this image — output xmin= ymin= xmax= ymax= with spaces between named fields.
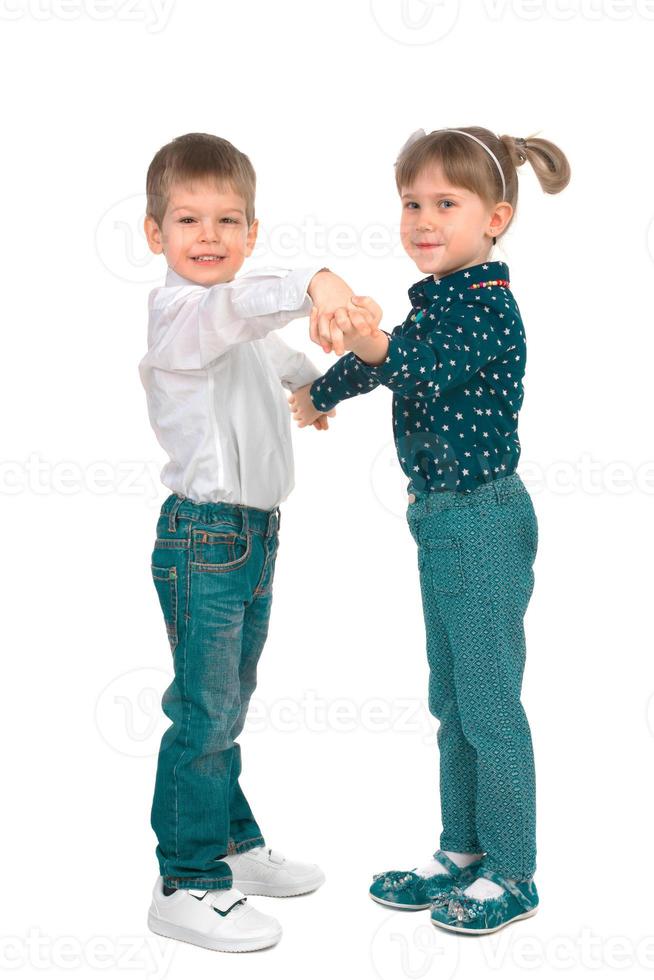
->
xmin=408 ymin=493 xmax=416 ymax=504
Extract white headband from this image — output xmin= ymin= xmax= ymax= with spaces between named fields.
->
xmin=396 ymin=128 xmax=507 ymax=201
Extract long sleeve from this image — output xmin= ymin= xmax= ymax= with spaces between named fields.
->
xmin=308 ymin=340 xmax=387 ymax=413
xmin=262 ymin=331 xmax=322 ymax=392
xmin=142 ymin=266 xmax=322 ymax=372
xmin=352 ymin=301 xmax=508 ymax=399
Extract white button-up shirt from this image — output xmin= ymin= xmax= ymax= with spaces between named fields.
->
xmin=138 ymin=265 xmax=323 ymax=509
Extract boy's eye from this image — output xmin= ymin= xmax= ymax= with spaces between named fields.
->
xmin=177 ymin=216 xmax=239 ymax=224
xmin=404 ymin=202 xmax=419 ymax=210
xmin=439 ymin=200 xmax=455 ymax=209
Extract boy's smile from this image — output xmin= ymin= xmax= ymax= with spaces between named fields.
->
xmin=399 ymin=164 xmax=511 ymax=279
xmin=144 ymin=179 xmax=259 ymax=286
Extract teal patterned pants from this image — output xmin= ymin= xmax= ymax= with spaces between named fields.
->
xmin=406 ymin=472 xmax=538 ymax=881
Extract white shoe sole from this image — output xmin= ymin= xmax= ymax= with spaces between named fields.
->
xmin=147 ymin=911 xmax=282 ymax=952
xmin=431 ymin=906 xmax=538 ymax=935
xmin=233 ymin=870 xmax=325 ymax=898
xmin=369 ymin=893 xmax=432 ymax=911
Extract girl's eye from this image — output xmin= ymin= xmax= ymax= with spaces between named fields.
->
xmin=220 ymin=217 xmax=238 ymax=224
xmin=179 ymin=217 xmax=196 ymax=224
xmin=439 ymin=200 xmax=455 ymax=209
xmin=404 ymin=202 xmax=419 ymax=210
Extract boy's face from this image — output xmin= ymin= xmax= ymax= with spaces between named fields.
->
xmin=399 ymin=164 xmax=511 ymax=279
xmin=145 ymin=179 xmax=258 ymax=286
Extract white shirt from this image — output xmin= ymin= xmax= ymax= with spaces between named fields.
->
xmin=138 ymin=264 xmax=323 ymax=509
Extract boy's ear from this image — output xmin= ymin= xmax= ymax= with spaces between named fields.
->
xmin=245 ymin=217 xmax=259 ymax=256
xmin=144 ymin=215 xmax=164 ymax=255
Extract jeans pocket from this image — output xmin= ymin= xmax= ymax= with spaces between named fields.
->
xmin=151 ymin=564 xmax=178 ymax=653
xmin=421 ymin=535 xmax=466 ymax=596
xmin=190 ymin=525 xmax=252 ymax=572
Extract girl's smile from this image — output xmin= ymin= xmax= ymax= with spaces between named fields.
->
xmin=400 ymin=164 xmax=511 ymax=278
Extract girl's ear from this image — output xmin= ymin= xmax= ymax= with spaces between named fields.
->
xmin=144 ymin=215 xmax=164 ymax=255
xmin=245 ymin=218 xmax=259 ymax=256
xmin=489 ymin=201 xmax=514 ymax=240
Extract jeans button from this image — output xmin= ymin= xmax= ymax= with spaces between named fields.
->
xmin=408 ymin=493 xmax=416 ymax=504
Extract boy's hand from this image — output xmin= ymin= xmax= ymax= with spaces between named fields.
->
xmin=311 ymin=295 xmax=384 ymax=356
xmin=307 ymin=270 xmax=355 ymax=353
xmin=311 ymin=412 xmax=334 ymax=431
xmin=287 ymin=383 xmax=335 ymax=428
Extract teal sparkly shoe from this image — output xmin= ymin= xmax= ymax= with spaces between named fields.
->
xmin=430 ymin=867 xmax=539 ymax=934
xmin=369 ymin=850 xmax=485 ymax=911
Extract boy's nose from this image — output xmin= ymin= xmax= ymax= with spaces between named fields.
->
xmin=199 ymin=222 xmax=219 ymax=242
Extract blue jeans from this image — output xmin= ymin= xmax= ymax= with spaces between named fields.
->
xmin=406 ymin=472 xmax=538 ymax=880
xmin=149 ymin=492 xmax=281 ymax=890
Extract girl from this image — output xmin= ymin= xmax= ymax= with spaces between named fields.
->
xmin=289 ymin=127 xmax=570 ymax=934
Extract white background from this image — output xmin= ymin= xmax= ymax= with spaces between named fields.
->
xmin=3 ymin=1 xmax=654 ymax=978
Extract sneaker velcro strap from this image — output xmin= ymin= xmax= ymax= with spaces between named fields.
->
xmin=198 ymin=888 xmax=247 ymax=916
xmin=267 ymin=848 xmax=285 ymax=865
xmin=478 ymin=868 xmax=532 ymax=909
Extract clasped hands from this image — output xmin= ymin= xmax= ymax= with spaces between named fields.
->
xmin=288 ymin=270 xmax=385 ymax=429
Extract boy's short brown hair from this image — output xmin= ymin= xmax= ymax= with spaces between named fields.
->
xmin=146 ymin=132 xmax=256 ymax=227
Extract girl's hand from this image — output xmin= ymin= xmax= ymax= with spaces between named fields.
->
xmin=310 ymin=305 xmax=344 ymax=355
xmin=288 ymin=383 xmax=336 ymax=428
xmin=310 ymin=296 xmax=383 ymax=356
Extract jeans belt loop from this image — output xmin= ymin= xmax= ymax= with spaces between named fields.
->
xmin=492 ymin=478 xmax=504 ymax=505
xmin=267 ymin=507 xmax=279 ymax=538
xmin=168 ymin=493 xmax=185 ymax=532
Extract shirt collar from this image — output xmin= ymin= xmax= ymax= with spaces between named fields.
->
xmin=164 ymin=266 xmax=198 ymax=288
xmin=408 ymin=260 xmax=510 ymax=309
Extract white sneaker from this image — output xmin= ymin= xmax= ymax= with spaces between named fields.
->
xmin=223 ymin=846 xmax=326 ymax=897
xmin=147 ymin=876 xmax=282 ymax=952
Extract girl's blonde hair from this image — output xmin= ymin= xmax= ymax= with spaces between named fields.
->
xmin=395 ymin=127 xmax=570 ymax=241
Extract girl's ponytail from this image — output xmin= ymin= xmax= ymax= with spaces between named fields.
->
xmin=499 ymin=132 xmax=571 ymax=195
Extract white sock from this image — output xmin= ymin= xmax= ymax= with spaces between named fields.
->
xmin=415 ymin=851 xmax=484 ymax=878
xmin=443 ymin=850 xmax=484 ymax=869
xmin=463 ymin=877 xmax=505 ymax=900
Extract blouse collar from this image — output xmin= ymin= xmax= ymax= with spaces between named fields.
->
xmin=408 ymin=260 xmax=510 ymax=309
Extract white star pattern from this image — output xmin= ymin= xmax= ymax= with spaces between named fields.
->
xmin=308 ymin=261 xmax=525 ymax=493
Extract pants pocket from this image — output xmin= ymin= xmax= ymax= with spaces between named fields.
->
xmin=420 ymin=535 xmax=466 ymax=596
xmin=151 ymin=564 xmax=179 ymax=653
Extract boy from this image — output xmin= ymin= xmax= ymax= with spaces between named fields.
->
xmin=138 ymin=132 xmax=353 ymax=952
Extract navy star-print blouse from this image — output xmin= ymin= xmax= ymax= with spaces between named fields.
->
xmin=309 ymin=260 xmax=526 ymax=494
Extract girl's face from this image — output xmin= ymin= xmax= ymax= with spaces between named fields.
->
xmin=399 ymin=163 xmax=511 ymax=279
